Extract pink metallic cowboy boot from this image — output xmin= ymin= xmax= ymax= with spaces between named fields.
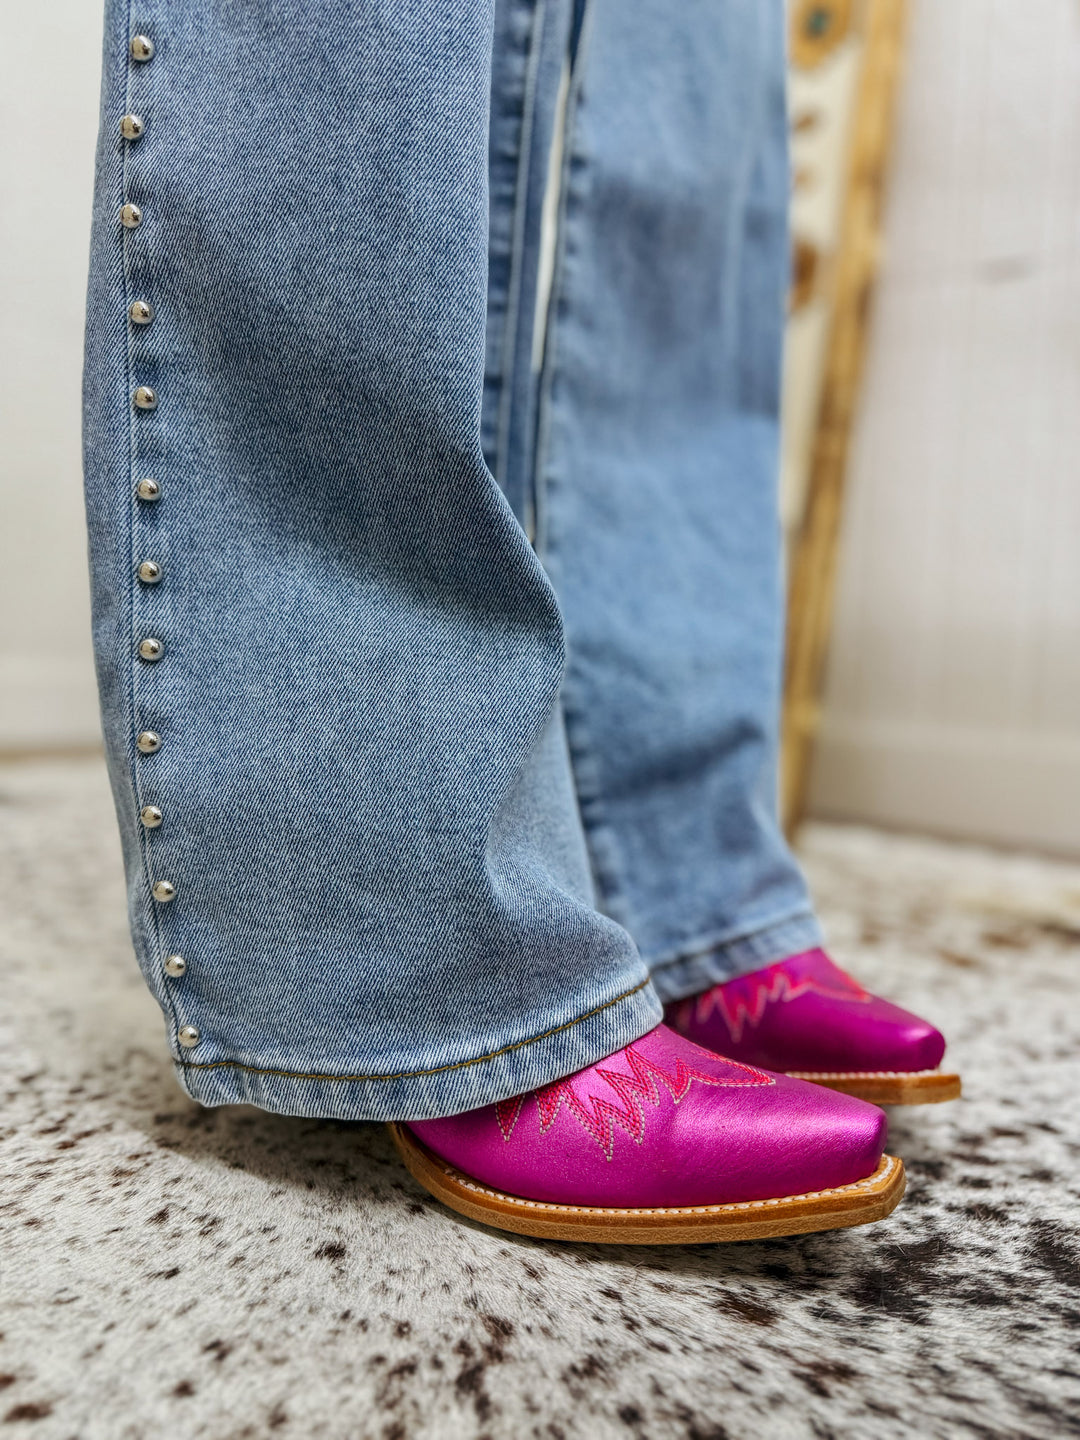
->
xmin=665 ymin=948 xmax=960 ymax=1106
xmin=389 ymin=1024 xmax=904 ymax=1243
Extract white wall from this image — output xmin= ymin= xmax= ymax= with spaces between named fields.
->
xmin=3 ymin=1 xmax=1078 ymax=852
xmin=0 ymin=1 xmax=104 ymax=751
xmin=809 ymin=0 xmax=1080 ymax=855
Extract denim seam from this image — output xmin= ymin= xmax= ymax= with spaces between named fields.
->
xmin=177 ymin=975 xmax=651 ymax=1083
xmin=122 ymin=4 xmax=179 ymax=1042
xmin=530 ymin=2 xmax=587 ymax=566
xmin=559 ymin=695 xmax=635 ymax=925
xmin=717 ymin=9 xmax=768 ymax=406
xmin=530 ymin=9 xmax=639 ymax=940
xmin=493 ymin=0 xmax=546 ymax=507
xmin=648 ymin=905 xmax=821 ymax=975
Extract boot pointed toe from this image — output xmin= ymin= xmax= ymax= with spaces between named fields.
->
xmin=399 ymin=1026 xmax=902 ymax=1243
xmin=667 ymin=949 xmax=959 ymax=1105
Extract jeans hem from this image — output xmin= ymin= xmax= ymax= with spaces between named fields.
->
xmin=174 ymin=974 xmax=662 ymax=1122
xmin=647 ymin=911 xmax=824 ymax=1004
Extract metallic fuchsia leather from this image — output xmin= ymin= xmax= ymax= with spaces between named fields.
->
xmin=665 ymin=948 xmax=946 ymax=1075
xmin=408 ymin=1024 xmax=886 ymax=1208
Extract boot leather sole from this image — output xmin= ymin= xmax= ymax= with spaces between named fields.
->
xmin=388 ymin=1123 xmax=906 ymax=1245
xmin=786 ymin=1069 xmax=962 ymax=1105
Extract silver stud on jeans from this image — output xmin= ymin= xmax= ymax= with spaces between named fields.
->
xmin=152 ymin=879 xmax=176 ymax=903
xmin=137 ymin=560 xmax=162 ymax=584
xmin=135 ymin=478 xmax=161 ymax=502
xmin=178 ymin=1025 xmax=200 ymax=1047
xmin=133 ymin=386 xmax=157 ymax=410
xmin=129 ymin=300 xmax=153 ymax=325
xmin=130 ymin=34 xmax=155 ymax=61
xmin=120 ymin=203 xmax=142 ymax=229
xmin=139 ymin=637 xmax=164 ymax=661
xmin=140 ymin=804 xmax=163 ymax=828
xmin=136 ymin=730 xmax=161 ymax=754
xmin=120 ymin=114 xmax=145 ymax=140
xmin=164 ymin=954 xmax=187 ymax=977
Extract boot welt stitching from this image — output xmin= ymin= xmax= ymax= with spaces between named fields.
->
xmin=786 ymin=1068 xmax=949 ymax=1079
xmin=437 ymin=1153 xmax=901 ymax=1215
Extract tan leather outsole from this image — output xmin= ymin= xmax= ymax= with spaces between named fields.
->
xmin=786 ymin=1069 xmax=962 ymax=1105
xmin=388 ymin=1123 xmax=906 ymax=1244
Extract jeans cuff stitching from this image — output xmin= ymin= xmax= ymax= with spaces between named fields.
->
xmin=177 ymin=975 xmax=652 ymax=1085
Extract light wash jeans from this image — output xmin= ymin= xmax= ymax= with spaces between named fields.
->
xmin=83 ymin=0 xmax=822 ymax=1121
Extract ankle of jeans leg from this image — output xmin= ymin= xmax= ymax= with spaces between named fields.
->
xmin=647 ymin=912 xmax=825 ymax=1006
xmin=174 ymin=976 xmax=662 ymax=1122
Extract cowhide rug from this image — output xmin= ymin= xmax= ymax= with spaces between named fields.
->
xmin=2 ymin=759 xmax=1078 ymax=1439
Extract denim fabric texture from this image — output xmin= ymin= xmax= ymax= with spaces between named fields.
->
xmin=537 ymin=0 xmax=823 ymax=1003
xmin=83 ymin=0 xmax=820 ymax=1122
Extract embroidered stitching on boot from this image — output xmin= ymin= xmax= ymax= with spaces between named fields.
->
xmin=498 ymin=1044 xmax=772 ymax=1158
xmin=676 ymin=961 xmax=870 ymax=1043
